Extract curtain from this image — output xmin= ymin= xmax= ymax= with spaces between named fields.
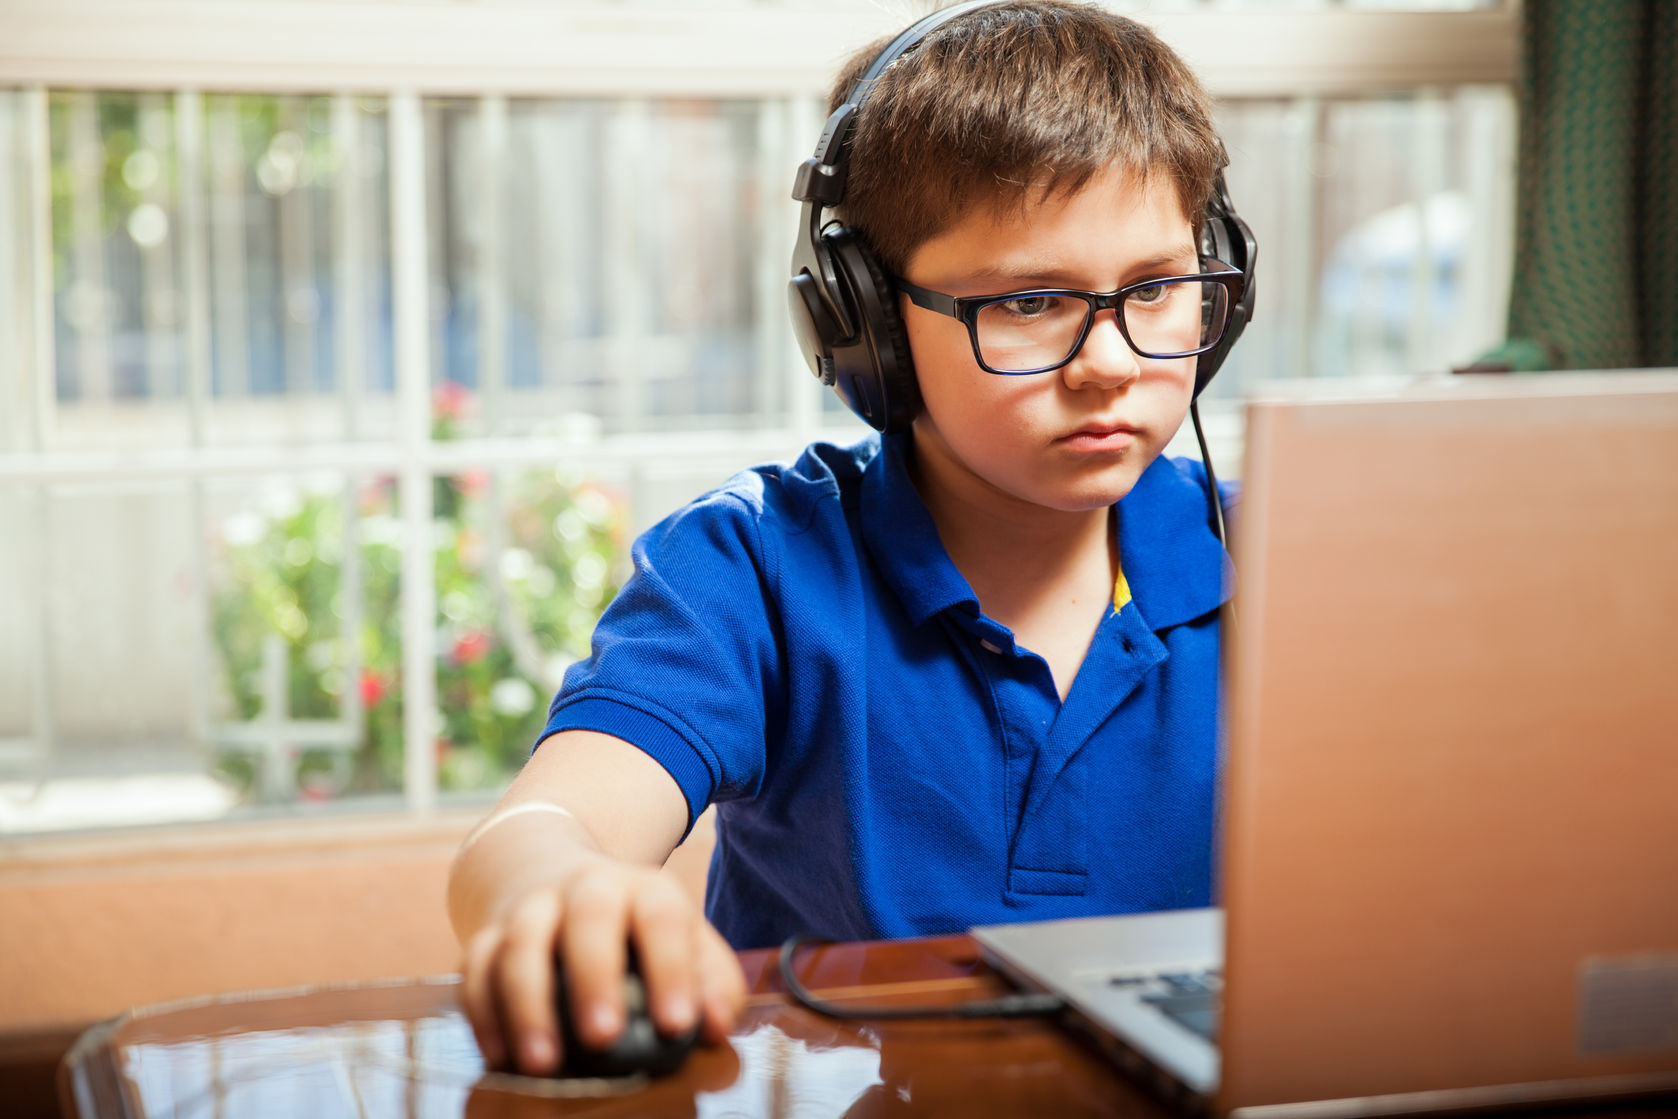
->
xmin=1484 ymin=0 xmax=1677 ymax=371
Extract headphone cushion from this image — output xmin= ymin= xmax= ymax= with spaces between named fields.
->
xmin=1195 ymin=200 xmax=1256 ymax=399
xmin=855 ymin=236 xmax=919 ymax=428
xmin=1195 ymin=213 xmax=1232 ymax=397
xmin=827 ymin=226 xmax=921 ymax=432
xmin=1199 ymin=214 xmax=1231 ymax=270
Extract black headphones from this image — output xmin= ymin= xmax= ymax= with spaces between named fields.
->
xmin=787 ymin=0 xmax=1258 ymax=433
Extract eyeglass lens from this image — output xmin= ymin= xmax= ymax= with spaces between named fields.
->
xmin=973 ymin=278 xmax=1230 ymax=372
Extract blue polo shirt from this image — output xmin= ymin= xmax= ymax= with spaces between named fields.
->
xmin=541 ymin=431 xmax=1232 ymax=950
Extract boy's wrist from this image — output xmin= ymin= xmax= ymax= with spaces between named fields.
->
xmin=459 ymin=800 xmax=578 ymax=853
xmin=449 ymin=808 xmax=614 ymax=941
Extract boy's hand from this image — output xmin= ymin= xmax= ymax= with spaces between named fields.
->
xmin=458 ymin=858 xmax=747 ymax=1076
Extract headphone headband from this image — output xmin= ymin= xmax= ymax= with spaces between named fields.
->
xmin=796 ymin=0 xmax=1003 ymax=207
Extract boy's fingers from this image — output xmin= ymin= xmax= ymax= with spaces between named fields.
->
xmin=497 ymin=891 xmax=564 ymax=1075
xmin=695 ymin=923 xmax=748 ymax=1043
xmin=559 ymin=871 xmax=632 ymax=1049
xmin=628 ymin=878 xmax=701 ymax=1037
xmin=459 ymin=928 xmax=508 ymax=1070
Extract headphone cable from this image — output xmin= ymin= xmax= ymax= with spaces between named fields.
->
xmin=777 ymin=936 xmax=1065 ymax=1021
xmin=1191 ymin=400 xmax=1239 ymax=643
xmin=1189 ymin=400 xmax=1228 ymax=551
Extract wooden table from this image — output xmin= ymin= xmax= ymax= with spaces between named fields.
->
xmin=60 ymin=935 xmax=1163 ymax=1118
xmin=58 ymin=935 xmax=1678 ymax=1119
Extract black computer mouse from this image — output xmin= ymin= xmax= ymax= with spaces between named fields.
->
xmin=554 ymin=952 xmax=700 ymax=1079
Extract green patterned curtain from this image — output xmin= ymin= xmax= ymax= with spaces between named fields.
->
xmin=1483 ymin=0 xmax=1677 ymax=371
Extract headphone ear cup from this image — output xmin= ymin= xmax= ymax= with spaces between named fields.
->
xmin=825 ymin=226 xmax=920 ymax=433
xmin=1195 ymin=213 xmax=1233 ymax=399
xmin=1195 ymin=199 xmax=1257 ymax=399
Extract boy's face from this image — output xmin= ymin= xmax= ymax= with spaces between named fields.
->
xmin=900 ymin=165 xmax=1200 ymax=518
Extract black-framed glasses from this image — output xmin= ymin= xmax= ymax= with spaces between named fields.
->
xmin=894 ymin=266 xmax=1246 ymax=375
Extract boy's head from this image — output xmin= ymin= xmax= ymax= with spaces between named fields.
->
xmin=790 ymin=0 xmax=1248 ymax=515
xmin=828 ymin=0 xmax=1223 ymax=280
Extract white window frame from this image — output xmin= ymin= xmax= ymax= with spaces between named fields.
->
xmin=0 ymin=0 xmax=1520 ymax=827
xmin=2 ymin=3 xmax=1517 ymax=98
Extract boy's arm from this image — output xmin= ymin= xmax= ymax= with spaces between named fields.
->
xmin=447 ymin=730 xmax=745 ymax=1075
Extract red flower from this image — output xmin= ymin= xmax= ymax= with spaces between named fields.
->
xmin=434 ymin=379 xmax=471 ymax=421
xmin=453 ymin=630 xmax=492 ymax=665
xmin=360 ymin=476 xmax=396 ymax=515
xmin=358 ymin=669 xmax=387 ymax=708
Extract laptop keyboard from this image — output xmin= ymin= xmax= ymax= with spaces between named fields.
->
xmin=1111 ymin=968 xmax=1223 ymax=1043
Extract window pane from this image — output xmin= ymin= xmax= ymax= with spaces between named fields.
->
xmin=48 ymin=91 xmax=192 ymax=445
xmin=209 ymin=473 xmax=385 ymax=806
xmin=198 ymin=94 xmax=394 ymax=445
xmin=433 ymin=97 xmax=776 ymax=438
xmin=1207 ymin=84 xmax=1514 ymax=397
xmin=0 ymin=91 xmax=30 ymax=457
xmin=1311 ymin=89 xmax=1515 ymax=380
xmin=0 ymin=480 xmax=236 ymax=832
xmin=0 ymin=462 xmax=644 ymax=833
xmin=431 ymin=466 xmax=628 ymax=791
xmin=0 ymin=488 xmax=44 ymax=775
xmin=41 ymin=92 xmax=396 ymax=453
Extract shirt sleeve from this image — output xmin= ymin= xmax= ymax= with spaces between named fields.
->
xmin=538 ymin=483 xmax=783 ymax=830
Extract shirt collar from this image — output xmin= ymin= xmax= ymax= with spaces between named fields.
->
xmin=860 ymin=431 xmax=982 ymax=627
xmin=1115 ymin=453 xmax=1235 ymax=631
xmin=862 ymin=433 xmax=1233 ymax=632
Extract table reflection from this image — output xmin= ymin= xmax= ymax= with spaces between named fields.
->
xmin=69 ymin=938 xmax=1142 ymax=1119
xmin=117 ymin=992 xmax=897 ymax=1119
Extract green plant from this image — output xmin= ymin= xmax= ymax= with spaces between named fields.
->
xmin=210 ymin=381 xmax=626 ymax=801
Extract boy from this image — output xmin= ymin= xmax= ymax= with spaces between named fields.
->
xmin=448 ymin=0 xmax=1246 ymax=1077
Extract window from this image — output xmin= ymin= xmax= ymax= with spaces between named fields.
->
xmin=0 ymin=0 xmax=1518 ymax=834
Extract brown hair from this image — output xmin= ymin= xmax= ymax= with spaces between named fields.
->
xmin=829 ymin=0 xmax=1223 ymax=275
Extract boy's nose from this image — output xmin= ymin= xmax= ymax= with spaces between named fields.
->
xmin=1061 ymin=309 xmax=1142 ymax=391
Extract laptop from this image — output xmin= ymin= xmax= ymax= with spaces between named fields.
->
xmin=972 ymin=371 xmax=1678 ymax=1118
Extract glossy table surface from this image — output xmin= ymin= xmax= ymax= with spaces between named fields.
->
xmin=59 ymin=933 xmax=1678 ymax=1119
xmin=60 ymin=934 xmax=1165 ymax=1118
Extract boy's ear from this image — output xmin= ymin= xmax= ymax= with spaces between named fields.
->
xmin=1194 ymin=170 xmax=1258 ymax=399
xmin=789 ymin=221 xmax=921 ymax=434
